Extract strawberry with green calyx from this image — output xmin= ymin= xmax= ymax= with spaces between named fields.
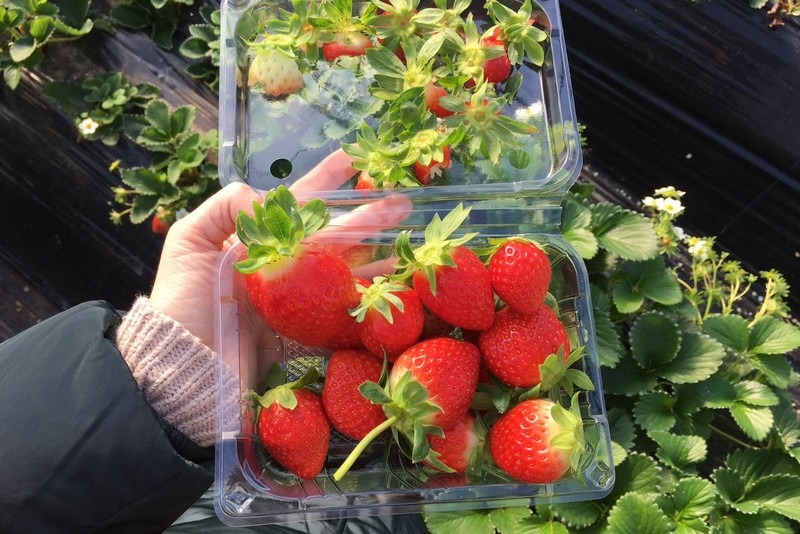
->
xmin=234 ymin=186 xmax=360 ymax=347
xmin=489 ymin=394 xmax=588 ymax=484
xmin=405 ymin=126 xmax=464 ymax=185
xmin=252 ymin=365 xmax=330 ymax=480
xmin=483 ymin=236 xmax=551 ymax=314
xmin=310 ymin=0 xmax=375 ymax=59
xmin=322 ymin=349 xmax=387 ymax=440
xmin=439 ymin=81 xmax=537 ymax=164
xmin=322 ymin=31 xmax=374 ymax=61
xmin=393 ymin=204 xmax=495 ymax=331
xmin=365 ymin=0 xmax=428 ymax=51
xmin=518 ymin=347 xmax=595 ymax=401
xmin=333 ymin=336 xmax=481 ymax=480
xmin=444 ymin=14 xmax=508 ymax=85
xmin=365 ymin=32 xmax=446 ymax=100
xmin=485 ymin=0 xmax=548 ymax=66
xmin=351 ymin=276 xmax=424 ymax=360
xmin=343 ymin=122 xmax=417 ymax=189
xmin=246 ymin=13 xmax=313 ymax=97
xmin=479 ymin=305 xmax=571 ymax=388
xmin=425 ymin=412 xmax=489 ymax=474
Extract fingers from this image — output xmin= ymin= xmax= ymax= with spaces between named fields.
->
xmin=171 ymin=181 xmax=262 ymax=249
xmin=310 ymin=193 xmax=413 ymax=254
xmin=289 ymin=150 xmax=356 ymax=199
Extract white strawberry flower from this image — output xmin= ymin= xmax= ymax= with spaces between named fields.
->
xmin=654 ymin=186 xmax=685 ymax=198
xmin=660 ymin=197 xmax=684 ymax=215
xmin=686 ymin=237 xmax=710 ymax=260
xmin=175 ymin=208 xmax=190 ymax=221
xmin=642 ymin=196 xmax=657 ymax=208
xmin=78 ymin=118 xmax=99 ymax=136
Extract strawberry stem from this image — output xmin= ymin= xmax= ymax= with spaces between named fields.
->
xmin=333 ymin=415 xmax=398 ymax=481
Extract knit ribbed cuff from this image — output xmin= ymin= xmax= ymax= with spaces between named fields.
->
xmin=116 ymin=296 xmax=237 ymax=448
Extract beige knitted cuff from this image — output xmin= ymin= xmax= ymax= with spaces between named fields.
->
xmin=116 ymin=296 xmax=235 ymax=448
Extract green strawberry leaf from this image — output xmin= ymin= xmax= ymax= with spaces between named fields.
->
xmin=424 ymin=510 xmax=494 ymax=534
xmin=606 ymin=492 xmax=672 ymax=534
xmin=560 ymin=194 xmax=598 ymax=260
xmin=615 ymin=258 xmax=683 ymax=312
xmin=659 ymin=332 xmax=726 ymax=384
xmin=698 ymin=374 xmax=738 ymax=409
xmin=737 ymin=475 xmax=800 ymax=522
xmin=606 ymin=453 xmax=662 ymax=503
xmin=716 ymin=510 xmax=794 ymax=534
xmin=726 ymin=448 xmax=800 ymax=489
xmin=748 ymin=354 xmax=795 ymax=389
xmin=734 ymin=381 xmax=779 ymax=407
xmin=702 ymin=314 xmax=749 ymax=352
xmin=591 ymin=203 xmax=659 ymax=260
xmin=630 ymin=312 xmax=681 ymax=370
xmin=602 ymin=356 xmax=659 ymax=396
xmin=550 ymin=501 xmax=603 ymax=529
xmin=515 ymin=515 xmax=569 ymax=533
xmin=488 ymin=507 xmax=532 ymax=533
xmin=649 ymin=430 xmax=707 ymax=471
xmin=634 ymin=391 xmax=677 ymax=433
xmin=747 ymin=316 xmax=800 ymax=355
xmin=773 ymin=397 xmax=800 ymax=462
xmin=608 ymin=407 xmax=637 ymax=451
xmin=656 ymin=477 xmax=716 ymax=530
xmin=730 ymin=403 xmax=774 ymax=441
xmin=591 ymin=287 xmax=624 ymax=368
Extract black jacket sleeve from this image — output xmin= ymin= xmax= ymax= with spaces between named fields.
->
xmin=0 ymin=301 xmax=213 ymax=533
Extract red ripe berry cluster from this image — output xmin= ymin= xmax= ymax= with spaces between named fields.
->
xmin=246 ymin=0 xmax=550 ymax=189
xmin=236 ymin=187 xmax=591 ymax=485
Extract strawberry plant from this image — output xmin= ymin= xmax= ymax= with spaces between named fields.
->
xmin=44 ymin=71 xmax=160 ymax=145
xmin=179 ymin=5 xmax=221 ymax=93
xmin=0 ymin=0 xmax=93 ymax=89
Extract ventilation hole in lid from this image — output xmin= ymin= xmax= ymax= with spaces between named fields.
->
xmin=270 ymin=158 xmax=292 ymax=179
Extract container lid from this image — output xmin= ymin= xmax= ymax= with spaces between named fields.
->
xmin=218 ymin=0 xmax=583 ymax=205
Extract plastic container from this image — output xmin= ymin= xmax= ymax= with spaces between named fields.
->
xmin=215 ymin=0 xmax=614 ymax=526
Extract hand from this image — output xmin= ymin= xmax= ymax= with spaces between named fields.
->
xmin=148 ymin=150 xmax=412 ymax=349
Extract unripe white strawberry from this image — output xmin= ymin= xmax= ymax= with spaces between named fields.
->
xmin=248 ymin=50 xmax=304 ymax=97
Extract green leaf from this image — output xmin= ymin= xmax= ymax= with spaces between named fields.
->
xmin=180 ymin=36 xmax=209 ymax=59
xmin=613 ymin=282 xmax=645 ymax=314
xmin=591 ymin=288 xmax=624 ymax=367
xmin=4 ymin=65 xmax=21 ymax=89
xmin=749 ymin=354 xmax=794 ymax=389
xmin=730 ymin=403 xmax=774 ymax=441
xmin=662 ymin=477 xmax=717 ymax=521
xmin=607 ymin=453 xmax=662 ymax=502
xmin=144 ymin=99 xmax=171 ymax=134
xmin=617 ymin=258 xmax=683 ymax=310
xmin=716 ymin=511 xmax=794 ymax=534
xmin=702 ymin=314 xmax=749 ymax=352
xmin=602 ymin=357 xmax=659 ymax=396
xmin=773 ymin=396 xmax=800 ymax=462
xmin=715 ymin=468 xmax=750 ymax=512
xmin=592 ymin=204 xmax=659 ymax=260
xmin=110 ymin=4 xmax=151 ymax=29
xmin=649 ymin=431 xmax=707 ymax=470
xmin=9 ymin=35 xmax=36 ymax=62
xmin=151 ymin=10 xmax=177 ymax=49
xmin=561 ymin=195 xmax=598 ymax=259
xmin=130 ymin=194 xmax=160 ymax=224
xmin=424 ymin=511 xmax=494 ymax=534
xmin=119 ymin=167 xmax=164 ymax=194
xmin=608 ymin=407 xmax=637 ymax=450
xmin=659 ymin=332 xmax=726 ymax=384
xmin=549 ymin=501 xmax=602 ymax=529
xmin=169 ymin=105 xmax=195 ymax=137
xmin=744 ymin=475 xmax=800 ymax=521
xmin=606 ymin=492 xmax=672 ymax=534
xmin=630 ymin=312 xmax=681 ymax=370
xmin=42 ymin=80 xmax=89 ymax=115
xmin=635 ymin=391 xmax=676 ymax=433
xmin=28 ymin=16 xmax=53 ymax=40
xmin=698 ymin=375 xmax=737 ymax=409
xmin=748 ymin=316 xmax=800 ymax=355
xmin=734 ymin=381 xmax=779 ymax=407
xmin=726 ymin=448 xmax=800 ymax=489
xmin=489 ymin=507 xmax=532 ymax=533
xmin=515 ymin=515 xmax=570 ymax=533
xmin=50 ymin=0 xmax=91 ymax=29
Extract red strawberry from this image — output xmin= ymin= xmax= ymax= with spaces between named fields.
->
xmin=424 ymin=82 xmax=455 ymax=118
xmin=480 ymin=41 xmax=511 ymax=84
xmin=489 ymin=396 xmax=585 ymax=484
xmin=426 ymin=412 xmax=487 ymax=473
xmin=324 ymin=318 xmax=363 ymax=350
xmin=253 ymin=369 xmax=330 ymax=479
xmin=413 ymin=145 xmax=451 ymax=185
xmin=354 ymin=171 xmax=376 ymax=192
xmin=322 ymin=32 xmax=373 ymax=61
xmin=488 ymin=237 xmax=551 ymax=314
xmin=479 ymin=305 xmax=570 ymax=388
xmin=248 ymin=49 xmax=304 ymax=97
xmin=234 ymin=186 xmax=360 ymax=347
xmin=332 ymin=337 xmax=480 ymax=480
xmin=352 ymin=277 xmax=424 ymax=361
xmin=394 ymin=204 xmax=495 ymax=331
xmin=322 ymin=349 xmax=387 ymax=440
xmin=390 ymin=337 xmax=480 ymax=431
xmin=150 ymin=215 xmax=169 ymax=235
